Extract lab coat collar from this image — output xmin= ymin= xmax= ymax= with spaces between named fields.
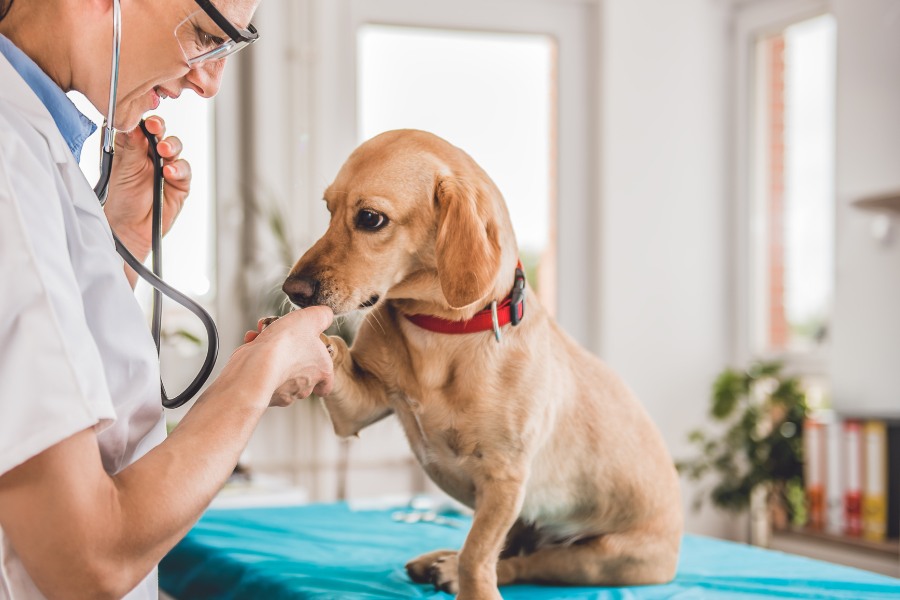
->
xmin=0 ymin=34 xmax=97 ymax=162
xmin=0 ymin=50 xmax=84 ymax=166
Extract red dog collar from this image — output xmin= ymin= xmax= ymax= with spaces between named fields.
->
xmin=404 ymin=262 xmax=526 ymax=342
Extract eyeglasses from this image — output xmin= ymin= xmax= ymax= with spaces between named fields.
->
xmin=175 ymin=0 xmax=259 ymax=68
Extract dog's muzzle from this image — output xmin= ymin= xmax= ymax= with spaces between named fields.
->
xmin=283 ymin=275 xmax=319 ymax=308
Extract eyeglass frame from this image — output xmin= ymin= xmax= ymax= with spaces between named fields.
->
xmin=183 ymin=0 xmax=259 ymax=67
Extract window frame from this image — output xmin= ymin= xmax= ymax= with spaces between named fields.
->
xmin=731 ymin=0 xmax=835 ymax=376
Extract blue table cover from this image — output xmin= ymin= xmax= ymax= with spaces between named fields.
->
xmin=160 ymin=502 xmax=900 ymax=599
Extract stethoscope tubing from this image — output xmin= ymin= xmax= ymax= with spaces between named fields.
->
xmin=140 ymin=120 xmax=219 ymax=408
xmin=93 ymin=0 xmax=219 ymax=408
xmin=94 ymin=125 xmax=220 ymax=409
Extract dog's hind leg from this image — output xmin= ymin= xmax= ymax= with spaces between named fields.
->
xmin=495 ymin=527 xmax=680 ymax=587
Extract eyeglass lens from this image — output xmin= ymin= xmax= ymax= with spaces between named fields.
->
xmin=175 ymin=8 xmax=232 ymax=66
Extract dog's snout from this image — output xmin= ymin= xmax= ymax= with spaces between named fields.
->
xmin=283 ymin=275 xmax=319 ymax=307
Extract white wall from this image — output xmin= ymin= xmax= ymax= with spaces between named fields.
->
xmin=597 ymin=0 xmax=733 ymax=538
xmin=830 ymin=0 xmax=900 ymax=418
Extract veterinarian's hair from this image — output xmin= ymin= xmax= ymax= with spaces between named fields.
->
xmin=0 ymin=0 xmax=12 ymax=22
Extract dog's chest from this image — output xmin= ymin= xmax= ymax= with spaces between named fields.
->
xmin=386 ymin=359 xmax=484 ymax=495
xmin=391 ymin=387 xmax=476 ymax=463
xmin=393 ymin=396 xmax=481 ymax=505
xmin=374 ymin=332 xmax=520 ymax=503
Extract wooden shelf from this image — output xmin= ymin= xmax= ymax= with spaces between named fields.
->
xmin=774 ymin=527 xmax=899 ymax=556
xmin=769 ymin=527 xmax=900 ymax=577
xmin=852 ymin=191 xmax=900 ymax=213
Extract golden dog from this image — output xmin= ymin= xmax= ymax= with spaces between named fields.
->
xmin=282 ymin=130 xmax=682 ymax=599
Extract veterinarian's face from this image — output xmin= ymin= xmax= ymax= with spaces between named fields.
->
xmin=283 ymin=135 xmax=439 ymax=314
xmin=94 ymin=0 xmax=259 ymax=130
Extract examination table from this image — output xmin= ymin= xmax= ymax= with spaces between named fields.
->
xmin=160 ymin=500 xmax=900 ymax=599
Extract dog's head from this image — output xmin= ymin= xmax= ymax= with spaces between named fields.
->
xmin=283 ymin=129 xmax=517 ymax=316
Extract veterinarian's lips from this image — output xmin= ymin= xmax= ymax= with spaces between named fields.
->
xmin=149 ymin=87 xmax=179 ymax=109
xmin=358 ymin=295 xmax=380 ymax=309
xmin=147 ymin=89 xmax=161 ymax=110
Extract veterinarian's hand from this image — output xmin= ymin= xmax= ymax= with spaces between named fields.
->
xmin=242 ymin=308 xmax=336 ymax=405
xmin=104 ymin=115 xmax=191 ymax=263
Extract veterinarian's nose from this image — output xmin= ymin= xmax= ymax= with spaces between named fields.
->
xmin=283 ymin=275 xmax=319 ymax=307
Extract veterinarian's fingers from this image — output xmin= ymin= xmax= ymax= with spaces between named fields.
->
xmin=112 ymin=126 xmax=150 ymax=171
xmin=312 ymin=372 xmax=333 ymax=397
xmin=162 ymin=159 xmax=191 ymax=189
xmin=300 ymin=305 xmax=334 ymax=333
xmin=157 ymin=135 xmax=183 ymax=159
xmin=270 ymin=390 xmax=292 ymax=408
xmin=270 ymin=376 xmax=320 ymax=407
xmin=142 ymin=115 xmax=166 ymax=137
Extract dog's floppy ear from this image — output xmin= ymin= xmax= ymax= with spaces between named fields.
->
xmin=434 ymin=177 xmax=501 ymax=309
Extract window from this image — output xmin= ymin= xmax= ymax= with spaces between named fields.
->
xmin=750 ymin=13 xmax=836 ymax=359
xmin=357 ymin=25 xmax=557 ymax=312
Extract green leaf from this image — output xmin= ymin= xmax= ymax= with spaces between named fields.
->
xmin=711 ymin=369 xmax=744 ymax=419
xmin=171 ymin=329 xmax=202 ymax=345
xmin=748 ymin=360 xmax=783 ymax=380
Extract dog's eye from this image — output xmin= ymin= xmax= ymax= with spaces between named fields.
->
xmin=355 ymin=209 xmax=388 ymax=231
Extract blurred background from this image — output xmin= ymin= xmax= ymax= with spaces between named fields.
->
xmin=73 ymin=0 xmax=900 ymax=573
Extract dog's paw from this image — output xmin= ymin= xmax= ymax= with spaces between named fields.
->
xmin=322 ymin=334 xmax=348 ymax=365
xmin=429 ymin=553 xmax=460 ymax=595
xmin=319 ymin=333 xmax=335 ymax=358
xmin=260 ymin=316 xmax=280 ymax=329
xmin=405 ymin=549 xmax=458 ymax=591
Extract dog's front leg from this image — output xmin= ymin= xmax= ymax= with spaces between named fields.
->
xmin=319 ymin=334 xmax=392 ymax=438
xmin=456 ymin=471 xmax=527 ymax=600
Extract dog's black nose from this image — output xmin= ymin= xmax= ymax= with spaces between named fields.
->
xmin=283 ymin=275 xmax=319 ymax=307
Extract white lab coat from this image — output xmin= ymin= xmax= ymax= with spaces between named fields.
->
xmin=0 ymin=53 xmax=165 ymax=598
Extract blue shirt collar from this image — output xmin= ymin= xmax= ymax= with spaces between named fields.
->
xmin=0 ymin=33 xmax=97 ymax=162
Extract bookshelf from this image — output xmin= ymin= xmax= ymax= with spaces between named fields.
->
xmin=761 ymin=412 xmax=900 ymax=578
xmin=788 ymin=527 xmax=899 ymax=555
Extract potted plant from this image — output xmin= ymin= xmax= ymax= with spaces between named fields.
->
xmin=677 ymin=361 xmax=809 ymax=542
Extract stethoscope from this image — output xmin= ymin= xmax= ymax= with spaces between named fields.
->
xmin=93 ymin=0 xmax=218 ymax=409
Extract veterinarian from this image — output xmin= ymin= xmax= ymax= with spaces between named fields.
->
xmin=0 ymin=0 xmax=334 ymax=597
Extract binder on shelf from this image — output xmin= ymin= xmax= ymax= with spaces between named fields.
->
xmin=862 ymin=420 xmax=887 ymax=542
xmin=804 ymin=416 xmax=825 ymax=531
xmin=843 ymin=420 xmax=863 ymax=537
xmin=824 ymin=412 xmax=843 ymax=535
xmin=887 ymin=423 xmax=900 ymax=540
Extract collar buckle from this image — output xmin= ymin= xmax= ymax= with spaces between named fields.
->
xmin=490 ymin=300 xmax=502 ymax=343
xmin=510 ymin=264 xmax=526 ymax=327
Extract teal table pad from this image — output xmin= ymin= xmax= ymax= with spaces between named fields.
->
xmin=160 ymin=501 xmax=900 ymax=599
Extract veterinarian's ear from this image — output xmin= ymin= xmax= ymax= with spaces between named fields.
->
xmin=434 ymin=177 xmax=502 ymax=308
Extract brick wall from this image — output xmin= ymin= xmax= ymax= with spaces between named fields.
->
xmin=767 ymin=34 xmax=788 ymax=350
